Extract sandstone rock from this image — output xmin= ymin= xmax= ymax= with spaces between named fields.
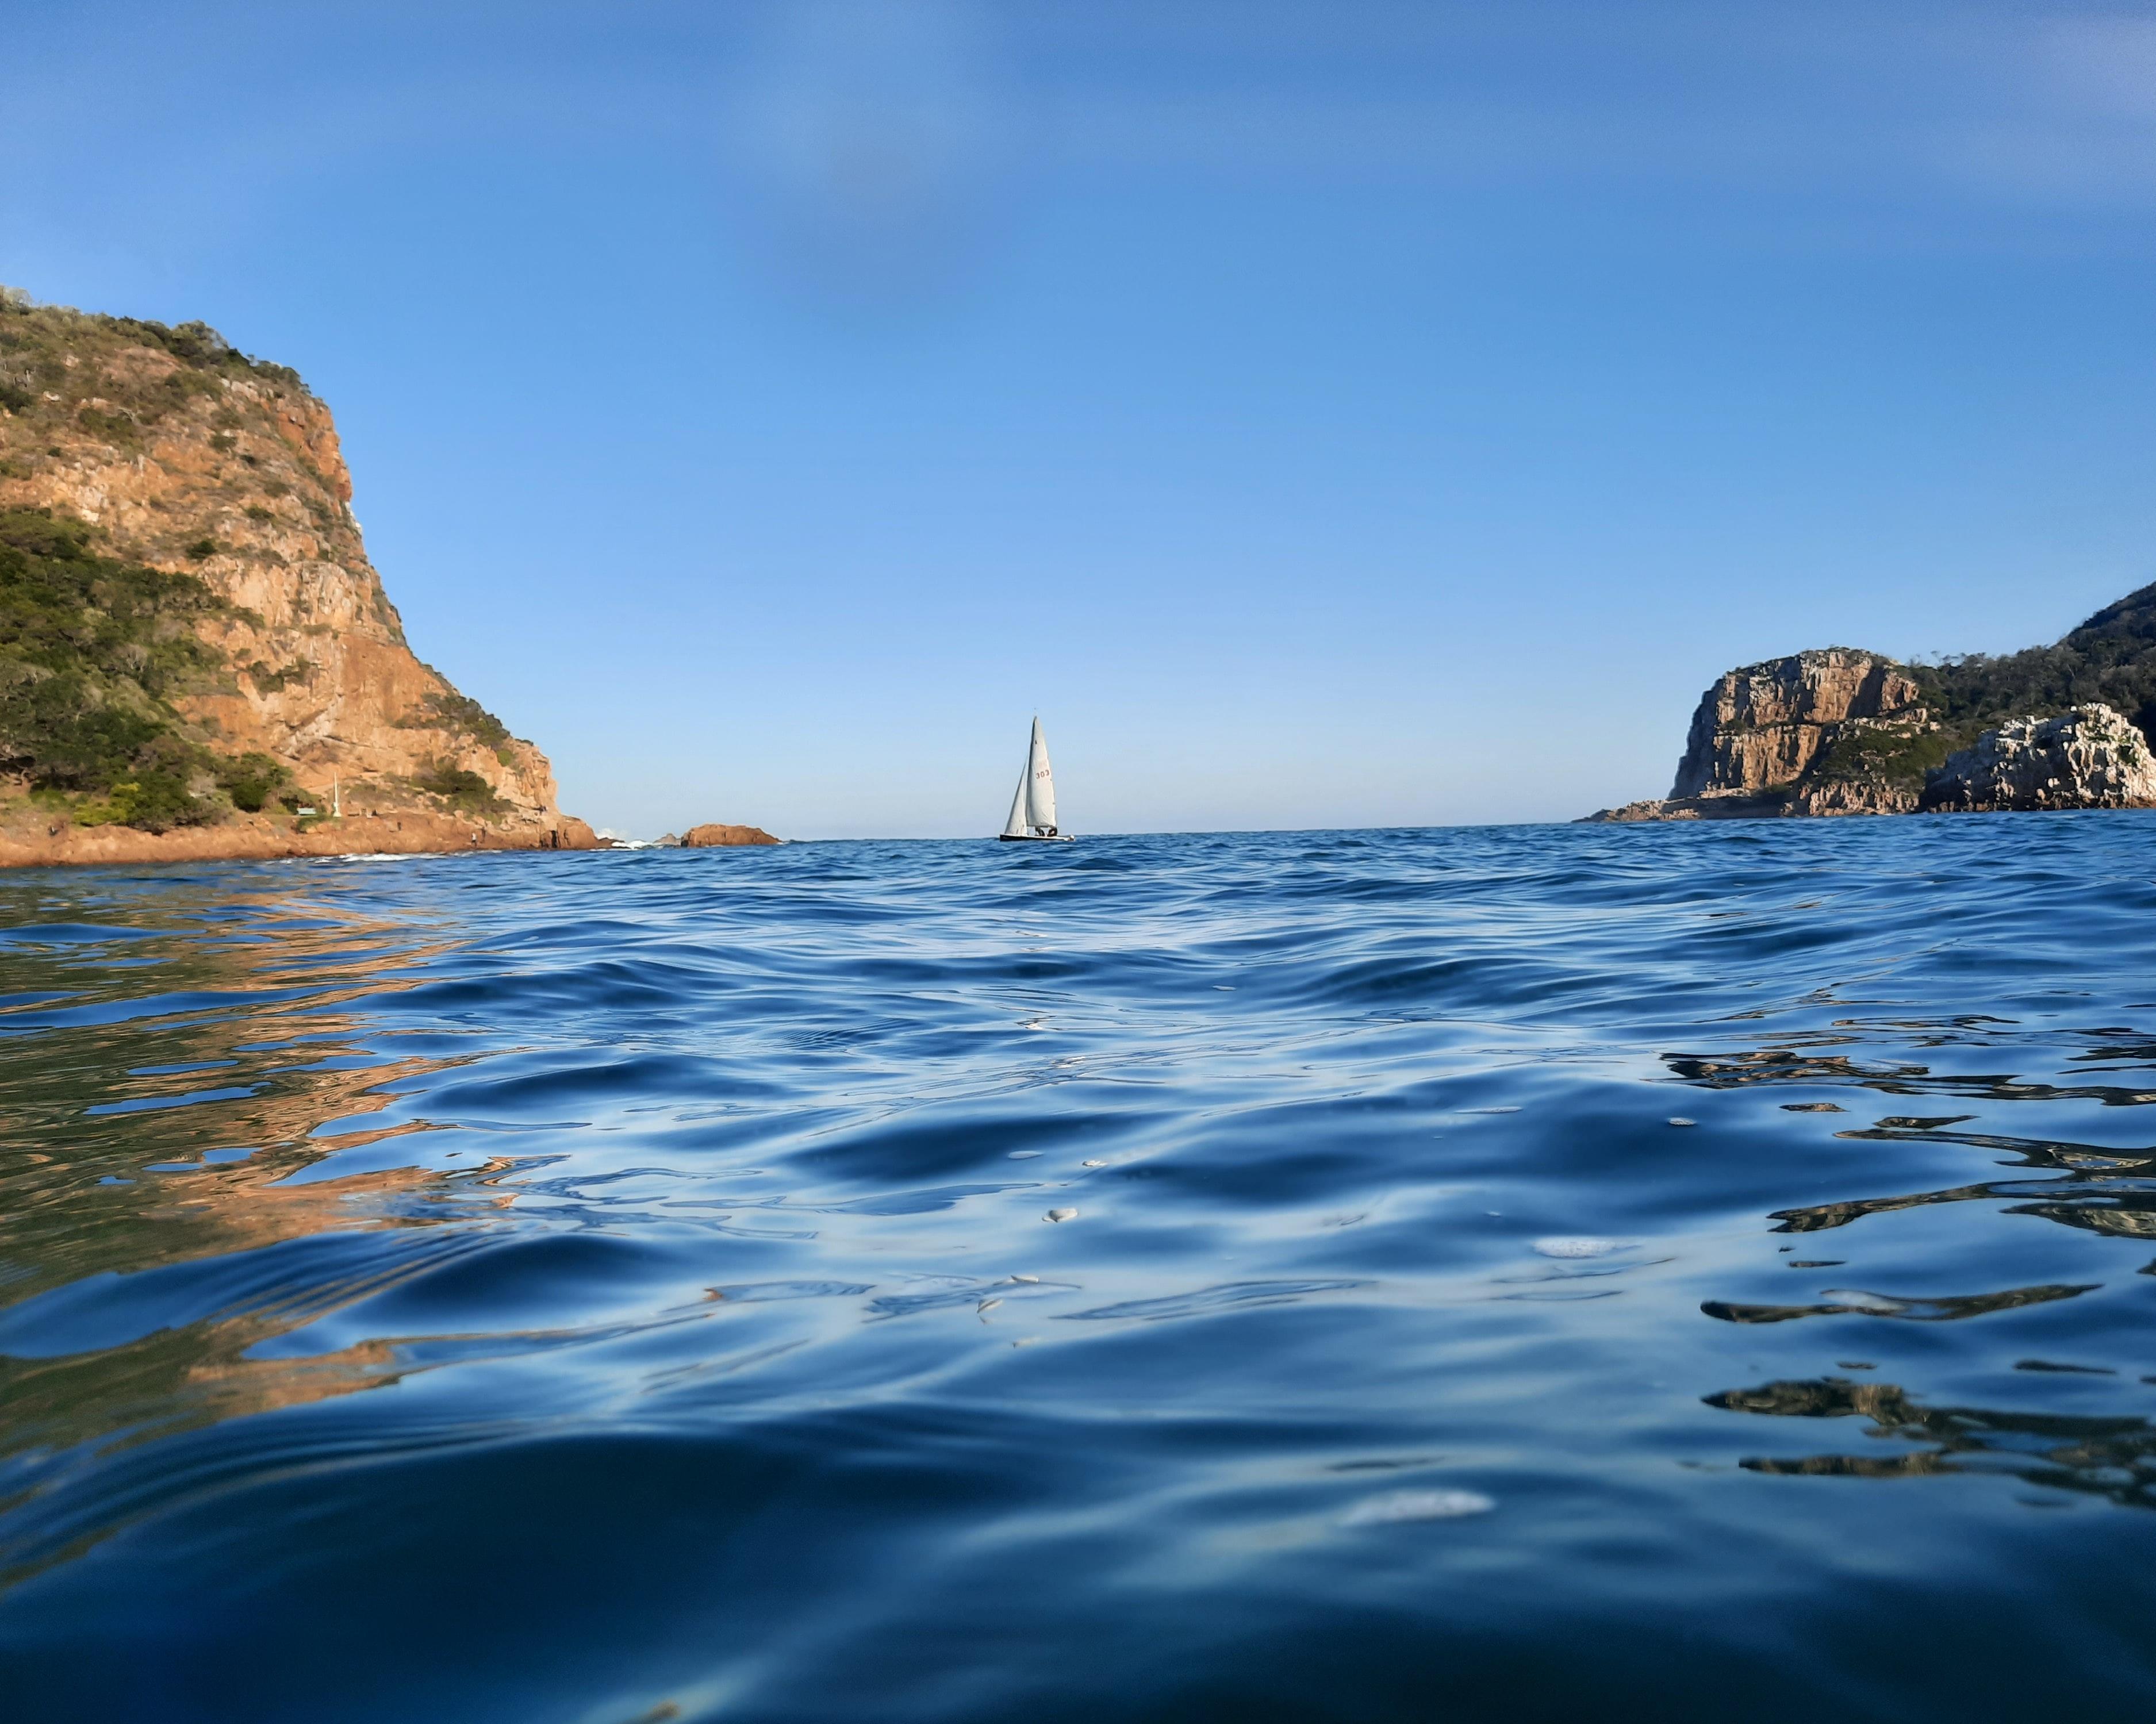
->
xmin=680 ymin=823 xmax=779 ymax=847
xmin=1921 ymin=704 xmax=2156 ymax=812
xmin=1584 ymin=648 xmax=1934 ymax=822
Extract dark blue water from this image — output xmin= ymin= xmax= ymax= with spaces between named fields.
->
xmin=2 ymin=821 xmax=2154 ymax=1721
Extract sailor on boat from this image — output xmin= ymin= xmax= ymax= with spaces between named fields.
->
xmin=999 ymin=717 xmax=1073 ymax=842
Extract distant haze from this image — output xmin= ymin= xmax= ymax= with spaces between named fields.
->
xmin=5 ymin=0 xmax=2154 ymax=837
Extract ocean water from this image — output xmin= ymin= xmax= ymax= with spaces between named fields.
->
xmin=2 ymin=821 xmax=2154 ymax=1721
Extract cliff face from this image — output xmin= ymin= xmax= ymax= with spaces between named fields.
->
xmin=0 ymin=291 xmax=590 ymax=851
xmin=1593 ymin=649 xmax=1943 ymax=821
xmin=1670 ymin=650 xmax=1925 ymax=798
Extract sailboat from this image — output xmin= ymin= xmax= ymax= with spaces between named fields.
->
xmin=999 ymin=717 xmax=1073 ymax=842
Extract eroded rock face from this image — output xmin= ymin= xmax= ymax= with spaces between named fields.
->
xmin=1672 ymin=650 xmax=1924 ymax=798
xmin=0 ymin=308 xmax=567 ymax=833
xmin=1922 ymin=705 xmax=2156 ymax=812
xmin=1585 ymin=649 xmax=1934 ymax=821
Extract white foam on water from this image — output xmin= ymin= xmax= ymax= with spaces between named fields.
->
xmin=1532 ymin=1237 xmax=1630 ymax=1258
xmin=1341 ymin=1488 xmax=1495 ymax=1526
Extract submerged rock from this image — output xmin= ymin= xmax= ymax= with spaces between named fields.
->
xmin=1921 ymin=704 xmax=2156 ymax=812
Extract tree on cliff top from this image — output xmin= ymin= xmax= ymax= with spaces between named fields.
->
xmin=1916 ymin=583 xmax=2156 ymax=746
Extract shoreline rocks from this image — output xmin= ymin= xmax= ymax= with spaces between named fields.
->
xmin=0 ymin=811 xmax=606 ymax=869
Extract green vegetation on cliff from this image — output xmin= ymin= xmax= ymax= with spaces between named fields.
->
xmin=0 ymin=285 xmax=302 ymax=431
xmin=403 ymin=683 xmax=514 ymax=754
xmin=1805 ymin=720 xmax=1956 ymax=796
xmin=0 ymin=508 xmax=285 ymax=830
xmin=412 ymin=760 xmax=508 ymax=817
xmin=1912 ymin=583 xmax=2156 ymax=742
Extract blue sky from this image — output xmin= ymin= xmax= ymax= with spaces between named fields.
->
xmin=5 ymin=0 xmax=2154 ymax=836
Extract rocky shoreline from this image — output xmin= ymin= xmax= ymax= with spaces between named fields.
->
xmin=0 ymin=809 xmax=608 ymax=868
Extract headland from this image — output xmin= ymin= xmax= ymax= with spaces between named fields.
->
xmin=0 ymin=290 xmax=758 ymax=866
xmin=1587 ymin=588 xmax=2156 ymax=821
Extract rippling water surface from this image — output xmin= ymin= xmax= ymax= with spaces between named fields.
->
xmin=4 ymin=822 xmax=2156 ymax=1720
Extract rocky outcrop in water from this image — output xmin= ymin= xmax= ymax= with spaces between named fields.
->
xmin=680 ymin=823 xmax=780 ymax=847
xmin=1921 ymin=704 xmax=2156 ymax=812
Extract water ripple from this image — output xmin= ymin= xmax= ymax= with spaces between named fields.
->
xmin=2 ymin=820 xmax=2156 ymax=1719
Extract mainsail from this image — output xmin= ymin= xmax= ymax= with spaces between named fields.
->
xmin=1024 ymin=717 xmax=1056 ymax=831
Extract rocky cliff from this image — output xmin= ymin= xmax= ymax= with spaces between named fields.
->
xmin=1591 ymin=648 xmax=1944 ymax=821
xmin=0 ymin=289 xmax=597 ymax=858
xmin=1588 ymin=583 xmax=2156 ymax=822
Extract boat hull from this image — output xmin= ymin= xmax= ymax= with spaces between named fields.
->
xmin=998 ymin=832 xmax=1075 ymax=842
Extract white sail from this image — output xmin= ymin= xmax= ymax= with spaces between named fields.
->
xmin=1002 ymin=763 xmax=1030 ymax=837
xmin=1024 ymin=717 xmax=1056 ymax=831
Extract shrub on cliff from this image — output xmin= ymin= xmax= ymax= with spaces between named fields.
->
xmin=413 ymin=760 xmax=507 ymax=816
xmin=1806 ymin=719 xmax=1957 ymax=794
xmin=213 ymin=752 xmax=289 ymax=814
xmin=0 ymin=506 xmax=232 ymax=828
xmin=402 ymin=684 xmax=513 ymax=752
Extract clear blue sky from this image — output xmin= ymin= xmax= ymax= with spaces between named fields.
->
xmin=5 ymin=1 xmax=2154 ymax=837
